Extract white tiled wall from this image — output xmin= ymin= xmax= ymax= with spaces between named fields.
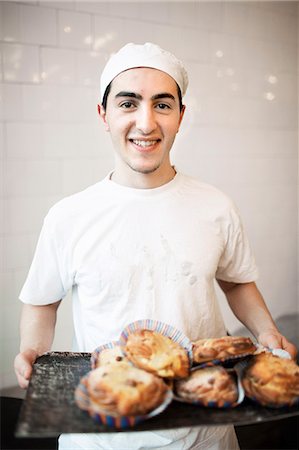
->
xmin=1 ymin=1 xmax=298 ymax=389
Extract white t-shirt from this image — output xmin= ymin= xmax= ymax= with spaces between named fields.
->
xmin=20 ymin=172 xmax=258 ymax=449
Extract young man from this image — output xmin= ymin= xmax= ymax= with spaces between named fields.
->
xmin=15 ymin=43 xmax=296 ymax=450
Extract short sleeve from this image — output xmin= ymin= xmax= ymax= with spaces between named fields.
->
xmin=19 ymin=211 xmax=73 ymax=305
xmin=215 ymin=203 xmax=259 ymax=283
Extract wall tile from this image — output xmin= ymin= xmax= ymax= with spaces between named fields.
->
xmin=22 ymin=84 xmax=58 ymax=121
xmin=197 ymin=2 xmax=224 ymax=32
xmin=1 ymin=83 xmax=23 ymax=121
xmin=1 ymin=338 xmax=19 ymax=377
xmin=277 ymin=42 xmax=297 ymax=73
xmin=134 ymin=2 xmax=169 ymax=23
xmin=0 ymin=2 xmax=21 ymax=43
xmin=93 ymin=15 xmax=125 ymax=53
xmin=209 ymin=32 xmax=236 ymax=66
xmin=76 ymin=1 xmax=110 ymax=15
xmin=41 ymin=47 xmax=76 ymax=84
xmin=61 ymin=122 xmax=112 ymax=159
xmin=0 ymin=123 xmax=4 ymax=159
xmin=2 ymin=303 xmax=22 ymax=340
xmin=2 ymin=43 xmax=39 ymax=83
xmin=0 ymin=272 xmax=14 ymax=308
xmin=3 ymin=235 xmax=32 ymax=270
xmin=62 ymin=158 xmax=95 ymax=196
xmin=0 ymin=85 xmax=3 ymax=121
xmin=0 ymin=51 xmax=3 ymax=83
xmin=75 ymin=50 xmax=106 ymax=87
xmin=4 ymin=160 xmax=63 ymax=196
xmin=122 ymin=19 xmax=160 ymax=49
xmin=258 ymin=1 xmax=298 ymax=17
xmin=58 ymin=85 xmax=96 ymax=122
xmin=58 ymin=9 xmax=92 ymax=49
xmin=43 ymin=122 xmax=80 ymax=158
xmin=20 ymin=4 xmax=57 ymax=46
xmin=6 ymin=122 xmax=42 ymax=159
xmin=167 ymin=1 xmax=197 ymax=28
xmin=41 ymin=1 xmax=75 ymax=10
xmin=4 ymin=196 xmax=48 ymax=234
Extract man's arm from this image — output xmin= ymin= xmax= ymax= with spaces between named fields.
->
xmin=14 ymin=301 xmax=61 ymax=388
xmin=217 ymin=280 xmax=297 ymax=359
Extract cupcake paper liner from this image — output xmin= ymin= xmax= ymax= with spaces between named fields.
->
xmin=119 ymin=319 xmax=193 ymax=367
xmin=236 ymin=355 xmax=299 ymax=409
xmin=75 ymin=372 xmax=173 ymax=429
xmin=174 ymin=366 xmax=244 ymax=408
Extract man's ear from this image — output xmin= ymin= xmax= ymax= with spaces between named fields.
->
xmin=97 ymin=104 xmax=110 ymax=132
xmin=177 ymin=105 xmax=186 ymax=133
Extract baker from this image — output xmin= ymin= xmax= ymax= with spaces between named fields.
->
xmin=14 ymin=42 xmax=296 ymax=450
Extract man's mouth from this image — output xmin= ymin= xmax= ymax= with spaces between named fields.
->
xmin=129 ymin=139 xmax=160 ymax=148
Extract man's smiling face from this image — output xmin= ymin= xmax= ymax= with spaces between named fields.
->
xmin=99 ymin=67 xmax=185 ymax=185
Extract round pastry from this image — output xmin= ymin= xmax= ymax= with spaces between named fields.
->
xmin=86 ymin=363 xmax=169 ymax=416
xmin=192 ymin=336 xmax=256 ymax=364
xmin=92 ymin=345 xmax=129 ymax=368
xmin=124 ymin=329 xmax=190 ymax=378
xmin=174 ymin=366 xmax=238 ymax=407
xmin=242 ymin=352 xmax=299 ymax=407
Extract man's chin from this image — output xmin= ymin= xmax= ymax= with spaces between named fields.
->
xmin=129 ymin=163 xmax=160 ymax=175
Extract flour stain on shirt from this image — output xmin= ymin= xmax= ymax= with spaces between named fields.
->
xmin=141 ymin=245 xmax=154 ymax=290
xmin=189 ymin=274 xmax=198 ymax=285
xmin=160 ymin=234 xmax=178 ymax=283
xmin=181 ymin=261 xmax=198 ymax=285
xmin=181 ymin=261 xmax=192 ymax=276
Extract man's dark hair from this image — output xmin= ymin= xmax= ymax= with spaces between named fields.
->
xmin=102 ymin=81 xmax=184 ymax=112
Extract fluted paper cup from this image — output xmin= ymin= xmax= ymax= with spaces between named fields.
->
xmin=75 ymin=371 xmax=173 ymax=429
xmin=119 ymin=319 xmax=193 ymax=378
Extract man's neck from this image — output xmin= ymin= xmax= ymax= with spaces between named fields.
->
xmin=110 ymin=165 xmax=177 ymax=189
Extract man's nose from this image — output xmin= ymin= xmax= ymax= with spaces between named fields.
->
xmin=135 ymin=106 xmax=157 ymax=134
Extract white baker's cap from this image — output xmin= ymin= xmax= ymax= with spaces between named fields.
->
xmin=100 ymin=42 xmax=189 ymax=103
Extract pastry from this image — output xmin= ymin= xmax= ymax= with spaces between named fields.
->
xmin=92 ymin=345 xmax=129 ymax=368
xmin=175 ymin=366 xmax=238 ymax=407
xmin=86 ymin=363 xmax=169 ymax=416
xmin=124 ymin=329 xmax=190 ymax=378
xmin=192 ymin=336 xmax=256 ymax=364
xmin=242 ymin=352 xmax=299 ymax=406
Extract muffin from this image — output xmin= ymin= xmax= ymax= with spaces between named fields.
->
xmin=86 ymin=363 xmax=169 ymax=416
xmin=175 ymin=366 xmax=238 ymax=407
xmin=124 ymin=329 xmax=190 ymax=378
xmin=192 ymin=336 xmax=256 ymax=364
xmin=91 ymin=343 xmax=129 ymax=369
xmin=242 ymin=352 xmax=299 ymax=407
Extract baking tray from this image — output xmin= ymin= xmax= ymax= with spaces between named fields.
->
xmin=15 ymin=352 xmax=299 ymax=437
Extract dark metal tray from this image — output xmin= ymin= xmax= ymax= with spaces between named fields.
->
xmin=16 ymin=352 xmax=299 ymax=437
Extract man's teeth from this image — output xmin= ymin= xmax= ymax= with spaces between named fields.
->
xmin=132 ymin=140 xmax=158 ymax=147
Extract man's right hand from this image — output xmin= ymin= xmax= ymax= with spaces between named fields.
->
xmin=14 ymin=349 xmax=39 ymax=389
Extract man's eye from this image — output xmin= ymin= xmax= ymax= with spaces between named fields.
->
xmin=120 ymin=101 xmax=135 ymax=109
xmin=156 ymin=103 xmax=170 ymax=110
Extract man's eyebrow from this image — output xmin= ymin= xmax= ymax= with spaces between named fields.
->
xmin=151 ymin=93 xmax=176 ymax=102
xmin=115 ymin=91 xmax=142 ymax=100
xmin=114 ymin=91 xmax=176 ymax=102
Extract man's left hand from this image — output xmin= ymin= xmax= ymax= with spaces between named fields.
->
xmin=258 ymin=330 xmax=297 ymax=360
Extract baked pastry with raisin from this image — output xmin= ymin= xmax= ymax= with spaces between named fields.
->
xmin=175 ymin=366 xmax=238 ymax=407
xmin=92 ymin=345 xmax=129 ymax=368
xmin=87 ymin=363 xmax=169 ymax=416
xmin=124 ymin=329 xmax=190 ymax=378
xmin=193 ymin=336 xmax=256 ymax=364
xmin=242 ymin=352 xmax=299 ymax=406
